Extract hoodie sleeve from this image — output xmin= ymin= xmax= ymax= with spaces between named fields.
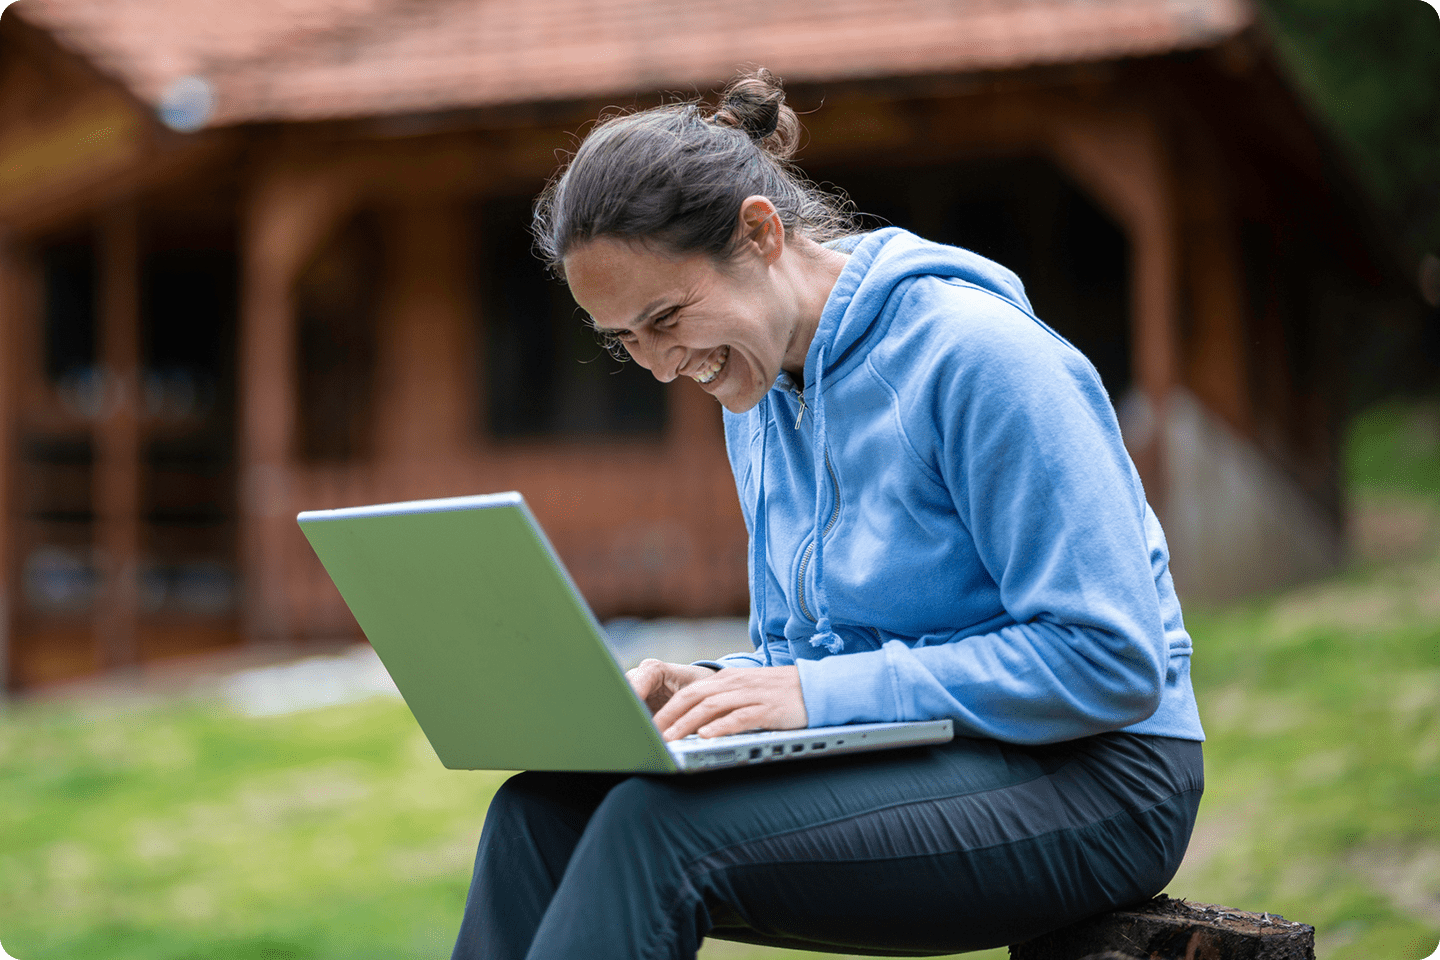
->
xmin=796 ymin=289 xmax=1169 ymax=743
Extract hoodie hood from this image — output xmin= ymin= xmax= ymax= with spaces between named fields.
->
xmin=808 ymin=228 xmax=1035 ymax=391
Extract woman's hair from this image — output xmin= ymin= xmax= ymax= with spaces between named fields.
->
xmin=533 ymin=68 xmax=855 ymax=273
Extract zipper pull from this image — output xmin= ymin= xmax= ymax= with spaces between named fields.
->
xmin=792 ymin=390 xmax=807 ymax=429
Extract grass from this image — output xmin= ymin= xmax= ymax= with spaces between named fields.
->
xmin=1 ymin=400 xmax=1438 ymax=959
xmin=1175 ymin=571 xmax=1440 ymax=958
xmin=0 ymin=697 xmax=507 ymax=960
xmin=1162 ymin=399 xmax=1440 ymax=960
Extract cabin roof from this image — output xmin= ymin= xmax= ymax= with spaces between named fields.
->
xmin=12 ymin=0 xmax=1252 ymax=126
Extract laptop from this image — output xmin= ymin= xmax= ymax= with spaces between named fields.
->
xmin=296 ymin=491 xmax=953 ymax=774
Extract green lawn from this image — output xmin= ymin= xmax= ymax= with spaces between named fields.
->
xmin=1 ymin=402 xmax=1437 ymax=960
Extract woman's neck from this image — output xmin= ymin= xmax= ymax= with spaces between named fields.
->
xmin=781 ymin=240 xmax=850 ymax=384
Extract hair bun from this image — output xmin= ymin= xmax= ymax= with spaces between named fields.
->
xmin=711 ymin=68 xmax=800 ymax=160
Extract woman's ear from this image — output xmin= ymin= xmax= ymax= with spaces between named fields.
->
xmin=737 ymin=195 xmax=784 ymax=265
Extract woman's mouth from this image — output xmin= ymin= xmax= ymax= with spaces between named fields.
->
xmin=691 ymin=346 xmax=730 ymax=385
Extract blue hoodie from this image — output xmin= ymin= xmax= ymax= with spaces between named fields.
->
xmin=701 ymin=228 xmax=1204 ymax=745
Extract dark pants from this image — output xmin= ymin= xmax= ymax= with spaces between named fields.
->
xmin=451 ymin=732 xmax=1203 ymax=960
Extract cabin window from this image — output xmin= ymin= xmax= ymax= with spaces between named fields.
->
xmin=143 ymin=247 xmax=232 ymax=423
xmin=294 ymin=211 xmax=382 ymax=462
xmin=41 ymin=234 xmax=100 ymax=410
xmin=475 ymin=194 xmax=666 ymax=439
xmin=140 ymin=242 xmax=238 ymax=614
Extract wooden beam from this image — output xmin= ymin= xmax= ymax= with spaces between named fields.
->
xmin=93 ymin=200 xmax=142 ymax=670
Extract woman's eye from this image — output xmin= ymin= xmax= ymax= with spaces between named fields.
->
xmin=654 ymin=310 xmax=679 ymax=329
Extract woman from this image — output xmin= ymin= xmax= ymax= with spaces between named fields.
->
xmin=451 ymin=69 xmax=1204 ymax=960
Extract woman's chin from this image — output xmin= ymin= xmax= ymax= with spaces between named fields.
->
xmin=715 ymin=394 xmax=759 ymax=413
xmin=709 ymin=380 xmax=768 ymax=413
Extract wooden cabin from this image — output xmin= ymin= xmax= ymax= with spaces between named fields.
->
xmin=0 ymin=0 xmax=1421 ymax=689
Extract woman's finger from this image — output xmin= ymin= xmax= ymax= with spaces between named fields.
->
xmin=651 ymin=671 xmax=735 ymax=730
xmin=625 ymin=658 xmax=664 ymax=701
xmin=660 ymin=688 xmax=753 ymax=741
xmin=696 ymin=703 xmax=771 ymax=739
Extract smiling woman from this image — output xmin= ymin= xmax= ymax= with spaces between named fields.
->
xmin=450 ymin=68 xmax=1206 ymax=960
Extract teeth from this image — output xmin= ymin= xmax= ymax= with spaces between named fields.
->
xmin=692 ymin=346 xmax=729 ymax=384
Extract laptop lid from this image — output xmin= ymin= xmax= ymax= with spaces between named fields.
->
xmin=297 ymin=492 xmax=679 ymax=774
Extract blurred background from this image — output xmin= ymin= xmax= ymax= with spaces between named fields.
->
xmin=0 ymin=0 xmax=1435 ymax=957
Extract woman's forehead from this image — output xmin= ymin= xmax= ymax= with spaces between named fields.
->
xmin=564 ymin=239 xmax=709 ymax=326
xmin=566 ymin=236 xmax=693 ymax=275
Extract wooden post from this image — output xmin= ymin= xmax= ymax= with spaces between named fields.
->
xmin=1176 ymin=135 xmax=1252 ymax=435
xmin=374 ymin=202 xmax=473 ymax=472
xmin=1048 ymin=107 xmax=1181 ymax=518
xmin=94 ymin=200 xmax=142 ymax=670
xmin=239 ymin=177 xmax=298 ymax=645
xmin=1009 ymin=896 xmax=1315 ymax=960
xmin=239 ymin=164 xmax=360 ymax=644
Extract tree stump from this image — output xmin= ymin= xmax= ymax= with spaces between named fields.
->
xmin=1009 ymin=895 xmax=1315 ymax=960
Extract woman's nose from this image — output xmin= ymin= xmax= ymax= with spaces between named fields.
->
xmin=632 ymin=338 xmax=685 ymax=383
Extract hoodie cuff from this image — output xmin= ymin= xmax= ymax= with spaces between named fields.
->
xmin=796 ymin=649 xmax=898 ymax=726
xmin=692 ymin=654 xmax=762 ymax=671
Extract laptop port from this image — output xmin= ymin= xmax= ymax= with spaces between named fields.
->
xmin=749 ymin=748 xmax=762 ymax=760
xmin=790 ymin=744 xmax=803 ymax=753
xmin=812 ymin=742 xmax=826 ymax=750
xmin=771 ymin=745 xmax=784 ymax=756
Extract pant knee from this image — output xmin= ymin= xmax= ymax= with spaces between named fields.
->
xmin=586 ymin=776 xmax=694 ymax=844
xmin=479 ymin=773 xmax=546 ymax=834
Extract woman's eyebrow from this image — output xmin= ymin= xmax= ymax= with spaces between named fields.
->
xmin=591 ymin=297 xmax=670 ymax=334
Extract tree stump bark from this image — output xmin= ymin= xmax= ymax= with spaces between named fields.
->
xmin=1009 ymin=895 xmax=1315 ymax=960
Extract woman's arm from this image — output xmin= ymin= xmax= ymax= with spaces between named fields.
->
xmin=797 ymin=291 xmax=1174 ymax=743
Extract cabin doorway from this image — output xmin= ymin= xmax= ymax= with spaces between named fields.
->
xmin=10 ymin=195 xmax=240 ymax=688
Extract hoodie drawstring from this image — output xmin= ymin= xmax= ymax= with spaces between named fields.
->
xmin=751 ymin=352 xmax=844 ymax=663
xmin=751 ymin=396 xmax=773 ymax=666
xmin=807 ymin=344 xmax=843 ymax=655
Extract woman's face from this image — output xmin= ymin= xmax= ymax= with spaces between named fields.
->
xmin=563 ymin=235 xmax=810 ymax=414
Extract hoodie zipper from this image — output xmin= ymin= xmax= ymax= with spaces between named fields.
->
xmin=796 ymin=450 xmax=840 ymax=624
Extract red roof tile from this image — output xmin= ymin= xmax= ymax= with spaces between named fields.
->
xmin=11 ymin=0 xmax=1253 ymax=126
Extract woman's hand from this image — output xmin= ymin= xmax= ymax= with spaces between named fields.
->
xmin=625 ymin=659 xmax=719 ymax=715
xmin=643 ymin=664 xmax=808 ymax=741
